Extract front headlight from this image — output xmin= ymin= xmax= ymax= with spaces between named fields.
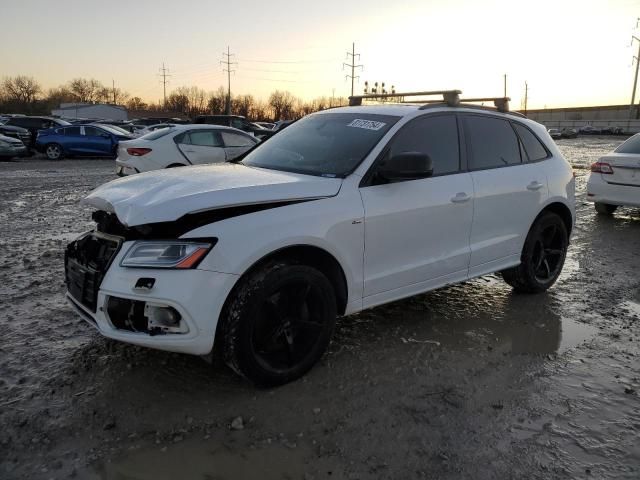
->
xmin=120 ymin=240 xmax=215 ymax=269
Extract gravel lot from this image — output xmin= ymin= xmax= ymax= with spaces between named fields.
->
xmin=1 ymin=137 xmax=639 ymax=480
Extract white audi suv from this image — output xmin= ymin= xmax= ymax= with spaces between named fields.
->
xmin=65 ymin=91 xmax=575 ymax=386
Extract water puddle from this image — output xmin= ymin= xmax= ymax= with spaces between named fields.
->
xmin=378 ymin=282 xmax=600 ymax=355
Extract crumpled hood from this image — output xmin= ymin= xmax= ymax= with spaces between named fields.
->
xmin=83 ymin=163 xmax=342 ymax=226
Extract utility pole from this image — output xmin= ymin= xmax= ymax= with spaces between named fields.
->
xmin=221 ymin=46 xmax=237 ymax=115
xmin=524 ymin=81 xmax=529 ymax=115
xmin=503 ymin=74 xmax=507 ymax=97
xmin=343 ymin=42 xmax=363 ymax=97
xmin=158 ymin=63 xmax=171 ymax=109
xmin=112 ymin=79 xmax=116 ymax=104
xmin=630 ymin=18 xmax=640 ymax=118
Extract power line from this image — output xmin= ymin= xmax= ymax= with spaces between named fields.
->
xmin=235 ymin=75 xmax=314 ymax=84
xmin=221 ymin=46 xmax=237 ymax=115
xmin=158 ymin=63 xmax=171 ymax=107
xmin=239 ymin=58 xmax=339 ymax=64
xmin=343 ymin=42 xmax=363 ymax=97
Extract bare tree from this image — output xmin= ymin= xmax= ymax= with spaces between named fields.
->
xmin=207 ymin=87 xmax=227 ymax=114
xmin=126 ymin=97 xmax=147 ymax=110
xmin=269 ymin=90 xmax=296 ymax=121
xmin=2 ymin=76 xmax=42 ymax=107
xmin=68 ymin=78 xmax=105 ymax=103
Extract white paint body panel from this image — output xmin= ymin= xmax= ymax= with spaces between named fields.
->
xmin=83 ymin=163 xmax=343 ymax=226
xmin=587 ymin=150 xmax=640 ymax=207
xmin=70 ymin=105 xmax=575 ymax=355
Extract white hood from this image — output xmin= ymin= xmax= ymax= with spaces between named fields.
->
xmin=83 ymin=163 xmax=342 ymax=226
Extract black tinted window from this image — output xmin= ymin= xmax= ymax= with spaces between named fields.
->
xmin=466 ymin=116 xmax=521 ymax=169
xmin=615 ymin=134 xmax=640 ymax=154
xmin=513 ymin=124 xmax=548 ymax=161
xmin=385 ymin=115 xmax=460 ymax=176
xmin=64 ymin=127 xmax=81 ymax=135
xmin=8 ymin=118 xmax=30 ymax=128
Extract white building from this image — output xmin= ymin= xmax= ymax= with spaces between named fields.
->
xmin=51 ymin=103 xmax=128 ymax=121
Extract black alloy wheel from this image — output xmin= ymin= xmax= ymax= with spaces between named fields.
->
xmin=220 ymin=262 xmax=336 ymax=386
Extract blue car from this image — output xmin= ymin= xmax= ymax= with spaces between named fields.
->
xmin=36 ymin=124 xmax=135 ymax=160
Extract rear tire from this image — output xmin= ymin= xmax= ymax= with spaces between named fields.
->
xmin=501 ymin=212 xmax=568 ymax=293
xmin=219 ymin=261 xmax=337 ymax=387
xmin=594 ymin=202 xmax=617 ymax=215
xmin=45 ymin=143 xmax=63 ymax=160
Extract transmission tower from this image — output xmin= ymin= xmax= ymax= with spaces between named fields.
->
xmin=158 ymin=63 xmax=171 ymax=108
xmin=343 ymin=43 xmax=363 ymax=97
xmin=221 ymin=47 xmax=237 ymax=115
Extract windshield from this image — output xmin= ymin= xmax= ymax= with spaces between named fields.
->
xmin=241 ymin=112 xmax=400 ymax=177
xmin=97 ymin=124 xmax=130 ymax=135
xmin=614 ymin=133 xmax=640 ymax=154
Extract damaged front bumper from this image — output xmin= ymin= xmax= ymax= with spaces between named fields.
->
xmin=65 ymin=233 xmax=239 ymax=355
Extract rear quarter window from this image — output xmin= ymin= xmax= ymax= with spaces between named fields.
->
xmin=513 ymin=123 xmax=549 ymax=162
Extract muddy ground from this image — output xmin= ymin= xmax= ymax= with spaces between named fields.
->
xmin=0 ymin=137 xmax=639 ymax=480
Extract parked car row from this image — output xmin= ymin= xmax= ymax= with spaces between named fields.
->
xmin=0 ymin=113 xmax=287 ymax=161
xmin=547 ymin=128 xmax=578 ymax=139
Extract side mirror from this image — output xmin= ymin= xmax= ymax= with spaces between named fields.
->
xmin=377 ymin=152 xmax=433 ymax=182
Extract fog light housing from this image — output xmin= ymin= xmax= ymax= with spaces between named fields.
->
xmin=144 ymin=303 xmax=187 ymax=334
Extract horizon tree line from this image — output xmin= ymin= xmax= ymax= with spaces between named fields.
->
xmin=0 ymin=75 xmax=349 ymax=121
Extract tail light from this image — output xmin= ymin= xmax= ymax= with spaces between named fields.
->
xmin=127 ymin=147 xmax=152 ymax=156
xmin=590 ymin=162 xmax=613 ymax=174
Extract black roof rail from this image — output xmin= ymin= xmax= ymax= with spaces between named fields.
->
xmin=348 ymin=90 xmax=462 ymax=107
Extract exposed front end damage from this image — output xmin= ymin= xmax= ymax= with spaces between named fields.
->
xmin=64 ymin=222 xmax=238 ymax=355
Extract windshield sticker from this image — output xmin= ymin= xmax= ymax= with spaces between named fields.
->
xmin=347 ymin=119 xmax=386 ymax=131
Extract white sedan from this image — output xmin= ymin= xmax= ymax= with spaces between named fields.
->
xmin=587 ymin=133 xmax=640 ymax=214
xmin=115 ymin=124 xmax=259 ymax=175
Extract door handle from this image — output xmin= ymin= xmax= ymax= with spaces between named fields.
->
xmin=527 ymin=181 xmax=544 ymax=191
xmin=450 ymin=192 xmax=471 ymax=203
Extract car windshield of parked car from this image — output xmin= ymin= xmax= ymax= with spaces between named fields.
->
xmin=241 ymin=113 xmax=400 ymax=177
xmin=614 ymin=134 xmax=640 ymax=154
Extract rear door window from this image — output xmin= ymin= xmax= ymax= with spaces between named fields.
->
xmin=513 ymin=123 xmax=548 ymax=162
xmin=64 ymin=127 xmax=81 ymax=136
xmin=465 ymin=116 xmax=521 ymax=170
xmin=221 ymin=131 xmax=256 ymax=147
xmin=188 ymin=130 xmax=223 ymax=147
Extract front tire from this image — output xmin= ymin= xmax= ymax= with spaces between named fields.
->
xmin=219 ymin=261 xmax=337 ymax=387
xmin=594 ymin=202 xmax=617 ymax=215
xmin=45 ymin=143 xmax=63 ymax=160
xmin=501 ymin=212 xmax=568 ymax=293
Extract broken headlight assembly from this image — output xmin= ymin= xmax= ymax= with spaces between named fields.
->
xmin=120 ymin=240 xmax=216 ymax=269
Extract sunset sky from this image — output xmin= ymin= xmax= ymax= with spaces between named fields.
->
xmin=1 ymin=0 xmax=638 ymax=109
